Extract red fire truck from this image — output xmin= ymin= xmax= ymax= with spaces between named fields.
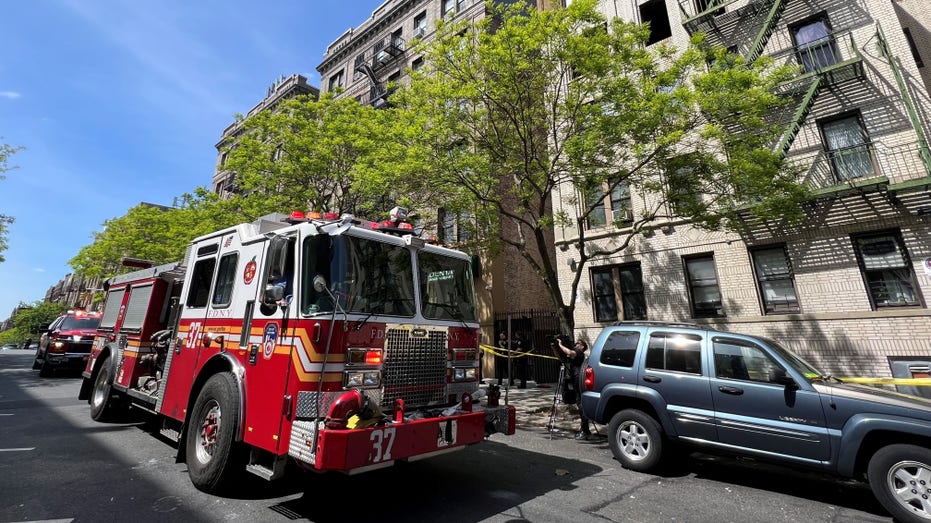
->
xmin=79 ymin=209 xmax=515 ymax=493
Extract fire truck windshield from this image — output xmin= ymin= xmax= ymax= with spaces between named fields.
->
xmin=419 ymin=251 xmax=477 ymax=322
xmin=301 ymin=235 xmax=416 ymax=316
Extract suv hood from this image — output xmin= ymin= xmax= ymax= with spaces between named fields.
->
xmin=816 ymin=381 xmax=931 ymax=417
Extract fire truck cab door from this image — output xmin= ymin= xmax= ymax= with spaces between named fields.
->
xmin=243 ymin=234 xmax=297 ymax=453
xmin=160 ymin=239 xmax=228 ymax=422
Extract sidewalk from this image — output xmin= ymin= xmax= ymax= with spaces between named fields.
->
xmin=479 ymin=380 xmax=590 ymax=437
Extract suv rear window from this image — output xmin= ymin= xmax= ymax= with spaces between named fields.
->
xmin=599 ymin=330 xmax=641 ymax=367
xmin=60 ymin=316 xmax=101 ymax=330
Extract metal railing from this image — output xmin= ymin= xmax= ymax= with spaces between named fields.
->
xmin=791 ymin=141 xmax=930 ymax=189
xmin=769 ymin=30 xmax=863 ymax=85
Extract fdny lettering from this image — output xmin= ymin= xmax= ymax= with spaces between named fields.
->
xmin=263 ymin=323 xmax=279 ymax=360
xmin=370 ymin=328 xmax=385 ymax=340
xmin=369 ymin=427 xmax=396 ymax=463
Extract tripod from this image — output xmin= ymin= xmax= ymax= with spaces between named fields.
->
xmin=547 ymin=364 xmax=567 ymax=436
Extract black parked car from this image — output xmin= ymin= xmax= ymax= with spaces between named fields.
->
xmin=581 ymin=321 xmax=931 ymax=523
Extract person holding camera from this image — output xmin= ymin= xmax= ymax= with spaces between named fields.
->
xmin=556 ymin=336 xmax=591 ymax=440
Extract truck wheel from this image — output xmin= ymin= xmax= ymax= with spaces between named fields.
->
xmin=186 ymin=373 xmax=244 ymax=494
xmin=868 ymin=444 xmax=931 ymax=523
xmin=608 ymin=409 xmax=664 ymax=472
xmin=90 ymin=357 xmax=118 ymax=421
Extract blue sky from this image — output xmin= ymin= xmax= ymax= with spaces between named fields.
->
xmin=0 ymin=0 xmax=385 ymax=319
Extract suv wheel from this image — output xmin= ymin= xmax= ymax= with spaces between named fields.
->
xmin=868 ymin=444 xmax=931 ymax=523
xmin=608 ymin=409 xmax=663 ymax=472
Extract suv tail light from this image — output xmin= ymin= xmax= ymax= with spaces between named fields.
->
xmin=583 ymin=366 xmax=594 ymax=391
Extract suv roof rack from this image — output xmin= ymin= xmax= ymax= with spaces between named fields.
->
xmin=611 ymin=320 xmax=704 ymax=329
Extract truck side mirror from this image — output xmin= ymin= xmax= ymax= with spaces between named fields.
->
xmin=264 ymin=284 xmax=284 ymax=305
xmin=39 ymin=323 xmax=50 ymax=332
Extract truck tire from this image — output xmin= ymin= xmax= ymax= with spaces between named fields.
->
xmin=608 ymin=409 xmax=664 ymax=472
xmin=868 ymin=443 xmax=931 ymax=523
xmin=186 ymin=373 xmax=244 ymax=494
xmin=90 ymin=357 xmax=118 ymax=421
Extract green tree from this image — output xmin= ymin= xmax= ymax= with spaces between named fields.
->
xmin=0 ymin=141 xmax=24 ymax=263
xmin=70 ymin=188 xmax=243 ymax=280
xmin=387 ymin=0 xmax=808 ymax=333
xmin=0 ymin=301 xmax=65 ymax=345
xmin=223 ymin=93 xmax=409 ymax=220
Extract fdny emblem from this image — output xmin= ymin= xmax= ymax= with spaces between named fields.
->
xmin=262 ymin=322 xmax=279 ymax=360
xmin=243 ymin=256 xmax=257 ymax=285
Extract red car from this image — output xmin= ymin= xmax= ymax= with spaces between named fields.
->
xmin=33 ymin=310 xmax=101 ymax=377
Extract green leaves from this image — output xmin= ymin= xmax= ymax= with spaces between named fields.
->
xmin=0 ymin=141 xmax=23 ymax=264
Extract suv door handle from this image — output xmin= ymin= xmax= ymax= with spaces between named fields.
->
xmin=643 ymin=375 xmax=662 ymax=383
xmin=719 ymin=385 xmax=744 ymax=395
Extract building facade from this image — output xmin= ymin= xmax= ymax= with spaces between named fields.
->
xmin=212 ymin=74 xmax=319 ymax=198
xmin=317 ymin=0 xmax=560 ymax=381
xmin=554 ymin=0 xmax=931 ymax=384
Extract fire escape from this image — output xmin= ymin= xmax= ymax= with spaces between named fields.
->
xmin=679 ymin=0 xmax=931 ymax=194
xmin=679 ymin=0 xmax=865 ymax=160
xmin=355 ymin=32 xmax=407 ymax=109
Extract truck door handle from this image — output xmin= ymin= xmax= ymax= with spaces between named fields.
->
xmin=643 ymin=375 xmax=662 ymax=383
xmin=719 ymin=385 xmax=744 ymax=395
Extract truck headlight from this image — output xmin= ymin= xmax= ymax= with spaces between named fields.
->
xmin=452 ymin=368 xmax=477 ymax=382
xmin=344 ymin=370 xmax=381 ymax=388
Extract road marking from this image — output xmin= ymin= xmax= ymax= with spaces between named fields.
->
xmin=0 ymin=447 xmax=35 ymax=452
xmin=0 ymin=413 xmax=12 ymax=416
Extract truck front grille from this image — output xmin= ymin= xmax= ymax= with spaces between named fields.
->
xmin=381 ymin=327 xmax=447 ymax=409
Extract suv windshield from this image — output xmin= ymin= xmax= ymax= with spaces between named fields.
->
xmin=60 ymin=316 xmax=101 ymax=330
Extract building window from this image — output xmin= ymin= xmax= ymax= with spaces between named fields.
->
xmin=904 ymin=27 xmax=924 ymax=68
xmin=585 ymin=179 xmax=632 ymax=229
xmin=328 ymin=70 xmax=344 ymax=92
xmin=411 ymin=57 xmax=424 ymax=72
xmin=820 ymin=113 xmax=876 ymax=181
xmin=665 ymin=154 xmax=702 ymax=216
xmin=751 ymin=245 xmax=800 ymax=314
xmin=684 ymin=255 xmax=724 ymax=318
xmin=852 ymin=230 xmax=921 ymax=309
xmin=442 ymin=0 xmax=456 ymax=17
xmin=438 ymin=209 xmax=472 ymax=244
xmin=790 ymin=15 xmax=837 ymax=73
xmin=591 ymin=264 xmax=647 ymax=322
xmin=457 ymin=0 xmax=469 ymax=11
xmin=413 ymin=11 xmax=427 ymax=38
xmin=639 ymin=0 xmax=672 ymax=45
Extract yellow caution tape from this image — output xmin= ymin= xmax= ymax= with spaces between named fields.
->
xmin=479 ymin=344 xmax=561 ymax=361
xmin=837 ymin=377 xmax=931 ymax=386
xmin=476 ymin=346 xmax=930 ymax=385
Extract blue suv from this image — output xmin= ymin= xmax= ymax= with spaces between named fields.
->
xmin=581 ymin=321 xmax=931 ymax=523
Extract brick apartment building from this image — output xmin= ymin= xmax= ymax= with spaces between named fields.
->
xmin=554 ymin=0 xmax=931 ymax=388
xmin=316 ymin=0 xmax=561 ymax=382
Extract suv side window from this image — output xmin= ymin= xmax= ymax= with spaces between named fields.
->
xmin=645 ymin=332 xmax=702 ymax=374
xmin=712 ymin=337 xmax=783 ymax=384
xmin=599 ymin=330 xmax=641 ymax=367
